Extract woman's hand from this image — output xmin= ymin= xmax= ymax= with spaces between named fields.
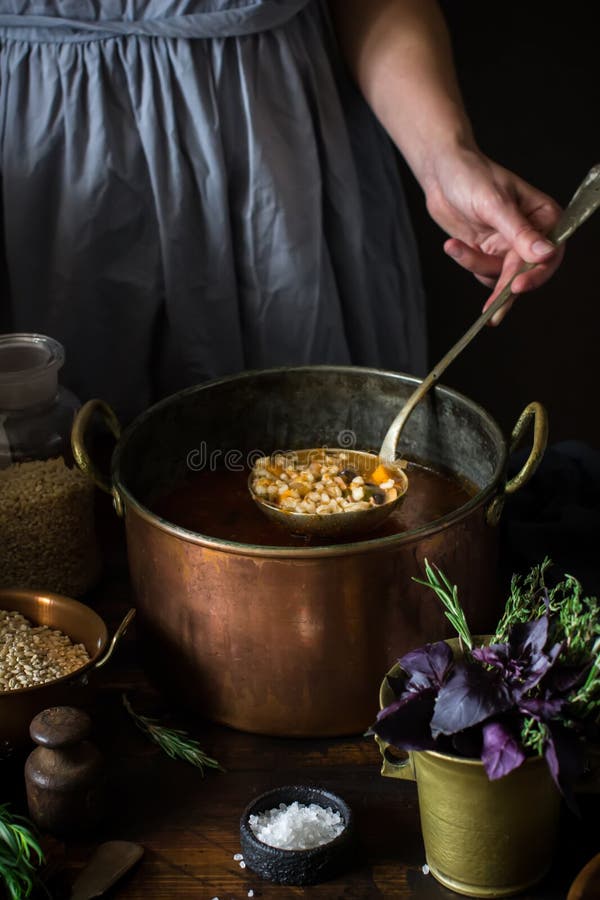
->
xmin=424 ymin=148 xmax=563 ymax=323
xmin=329 ymin=0 xmax=564 ymax=324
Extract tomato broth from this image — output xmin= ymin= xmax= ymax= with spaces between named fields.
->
xmin=152 ymin=460 xmax=477 ymax=547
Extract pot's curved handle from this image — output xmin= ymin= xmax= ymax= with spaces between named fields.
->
xmin=94 ymin=608 xmax=136 ymax=670
xmin=71 ymin=399 xmax=124 ymax=517
xmin=486 ymin=401 xmax=549 ymax=526
xmin=374 ymin=735 xmax=416 ymax=781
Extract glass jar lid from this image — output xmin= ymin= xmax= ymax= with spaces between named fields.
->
xmin=0 ymin=333 xmax=65 ymax=411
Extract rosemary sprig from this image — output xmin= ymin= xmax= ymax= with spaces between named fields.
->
xmin=413 ymin=558 xmax=473 ymax=651
xmin=0 ymin=804 xmax=45 ymax=900
xmin=123 ymin=694 xmax=224 ymax=775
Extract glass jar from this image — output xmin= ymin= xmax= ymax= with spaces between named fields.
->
xmin=0 ymin=333 xmax=100 ymax=596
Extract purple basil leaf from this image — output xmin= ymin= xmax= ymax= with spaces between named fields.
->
xmin=371 ymin=688 xmax=437 ymax=751
xmin=517 ymin=650 xmax=558 ymax=695
xmin=398 ymin=641 xmax=454 ymax=692
xmin=544 ymin=733 xmax=559 ymax=783
xmin=518 ymin=696 xmax=564 ymax=721
xmin=543 ymin=723 xmax=584 ymax=814
xmin=430 ymin=663 xmax=513 ymax=738
xmin=481 ymin=720 xmax=526 ymax=780
xmin=510 ymin=615 xmax=549 ymax=658
xmin=512 ymin=642 xmax=564 ymax=697
xmin=542 ymin=662 xmax=588 ymax=696
xmin=471 ymin=643 xmax=510 ymax=670
xmin=386 ymin=673 xmax=407 ymax=698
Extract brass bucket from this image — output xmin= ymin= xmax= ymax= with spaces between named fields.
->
xmin=379 ymin=743 xmax=560 ymax=897
xmin=376 ymin=653 xmax=572 ymax=897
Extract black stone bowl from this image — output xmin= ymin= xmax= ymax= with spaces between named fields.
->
xmin=239 ymin=784 xmax=355 ymax=886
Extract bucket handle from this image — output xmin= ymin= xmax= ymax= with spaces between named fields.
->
xmin=374 ymin=735 xmax=416 ymax=781
xmin=486 ymin=401 xmax=548 ymax=526
xmin=71 ymin=399 xmax=124 ymax=517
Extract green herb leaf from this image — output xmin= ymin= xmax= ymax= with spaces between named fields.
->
xmin=0 ymin=804 xmax=45 ymax=900
xmin=122 ymin=695 xmax=225 ymax=775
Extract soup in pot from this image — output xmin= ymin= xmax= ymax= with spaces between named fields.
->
xmin=151 ymin=460 xmax=477 ymax=547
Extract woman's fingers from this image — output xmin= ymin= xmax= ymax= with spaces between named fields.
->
xmin=473 ymin=179 xmax=561 ymax=266
xmin=480 ymin=241 xmax=562 ymax=325
xmin=445 ymin=234 xmax=564 ymax=294
xmin=510 ymin=245 xmax=565 ymax=293
xmin=489 ymin=297 xmax=515 ymax=326
xmin=443 ymin=238 xmax=503 ymax=279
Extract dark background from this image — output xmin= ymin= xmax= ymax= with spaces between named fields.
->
xmin=0 ymin=3 xmax=597 ymax=449
xmin=402 ymin=2 xmax=599 ymax=447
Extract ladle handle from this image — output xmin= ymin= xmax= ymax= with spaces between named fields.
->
xmin=379 ymin=163 xmax=600 ymax=462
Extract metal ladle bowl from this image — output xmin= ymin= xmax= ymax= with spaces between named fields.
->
xmin=250 ymin=164 xmax=600 ymax=541
xmin=248 ymin=447 xmax=408 ymax=539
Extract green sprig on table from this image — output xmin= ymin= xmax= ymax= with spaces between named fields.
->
xmin=0 ymin=804 xmax=45 ymax=900
xmin=122 ymin=695 xmax=224 ymax=775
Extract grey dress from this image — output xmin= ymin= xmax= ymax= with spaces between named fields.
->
xmin=0 ymin=0 xmax=426 ymax=420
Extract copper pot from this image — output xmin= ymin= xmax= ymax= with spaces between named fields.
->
xmin=72 ymin=366 xmax=547 ymax=737
xmin=0 ymin=589 xmax=134 ymax=750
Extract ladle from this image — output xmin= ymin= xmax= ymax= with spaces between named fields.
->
xmin=250 ymin=164 xmax=600 ymax=540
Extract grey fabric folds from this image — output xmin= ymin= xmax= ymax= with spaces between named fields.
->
xmin=0 ymin=0 xmax=427 ymax=420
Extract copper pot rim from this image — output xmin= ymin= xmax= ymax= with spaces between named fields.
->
xmin=0 ymin=588 xmax=108 ymax=697
xmin=111 ymin=365 xmax=507 ymax=559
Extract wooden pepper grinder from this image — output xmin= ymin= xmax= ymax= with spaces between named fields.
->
xmin=25 ymin=706 xmax=105 ymax=835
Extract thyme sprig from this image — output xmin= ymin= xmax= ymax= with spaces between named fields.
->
xmin=493 ymin=558 xmax=600 ymax=656
xmin=492 ymin=558 xmax=600 ymax=728
xmin=492 ymin=557 xmax=554 ymax=642
xmin=520 ymin=718 xmax=548 ymax=757
xmin=123 ymin=695 xmax=224 ymax=775
xmin=413 ymin=558 xmax=473 ymax=651
xmin=0 ymin=804 xmax=45 ymax=900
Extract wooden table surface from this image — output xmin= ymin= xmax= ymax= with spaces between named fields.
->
xmin=5 ymin=529 xmax=599 ymax=900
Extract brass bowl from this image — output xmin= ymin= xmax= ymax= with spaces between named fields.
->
xmin=0 ymin=588 xmax=134 ymax=751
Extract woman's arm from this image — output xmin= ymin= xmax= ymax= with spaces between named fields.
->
xmin=329 ymin=0 xmax=472 ymax=188
xmin=328 ymin=0 xmax=562 ymax=320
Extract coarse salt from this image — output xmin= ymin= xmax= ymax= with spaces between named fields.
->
xmin=422 ymin=864 xmax=430 ymax=875
xmin=248 ymin=892 xmax=254 ymax=898
xmin=239 ymin=860 xmax=246 ymax=869
xmin=233 ymin=853 xmax=243 ymax=861
xmin=248 ymin=801 xmax=344 ymax=850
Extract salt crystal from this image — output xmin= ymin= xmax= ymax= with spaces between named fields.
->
xmin=239 ymin=860 xmax=246 ymax=869
xmin=248 ymin=892 xmax=254 ymax=898
xmin=422 ymin=864 xmax=430 ymax=875
xmin=248 ymin=800 xmax=345 ymax=850
xmin=233 ymin=853 xmax=243 ymax=861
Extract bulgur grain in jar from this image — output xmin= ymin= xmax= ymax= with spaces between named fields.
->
xmin=0 ymin=334 xmax=100 ymax=596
